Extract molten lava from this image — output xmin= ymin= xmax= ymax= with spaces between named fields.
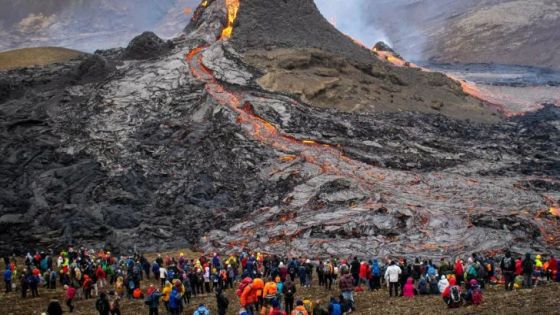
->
xmin=221 ymin=0 xmax=240 ymax=40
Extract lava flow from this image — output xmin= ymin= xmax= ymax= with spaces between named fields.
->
xmin=220 ymin=0 xmax=240 ymax=39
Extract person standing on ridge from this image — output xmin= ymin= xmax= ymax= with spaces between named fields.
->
xmin=385 ymin=261 xmax=402 ymax=297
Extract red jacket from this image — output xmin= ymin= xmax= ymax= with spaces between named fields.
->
xmin=454 ymin=261 xmax=463 ymax=276
xmin=96 ymin=267 xmax=106 ymax=279
xmin=515 ymin=259 xmax=522 ymax=276
xmin=359 ymin=263 xmax=369 ymax=279
xmin=66 ymin=287 xmax=76 ymax=300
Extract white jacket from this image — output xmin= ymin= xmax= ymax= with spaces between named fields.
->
xmin=438 ymin=277 xmax=449 ymax=293
xmin=384 ymin=265 xmax=402 ymax=283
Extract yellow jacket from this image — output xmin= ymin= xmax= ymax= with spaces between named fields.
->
xmin=162 ymin=283 xmax=172 ymax=302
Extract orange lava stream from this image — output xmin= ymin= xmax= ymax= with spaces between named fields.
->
xmin=221 ymin=0 xmax=240 ymax=39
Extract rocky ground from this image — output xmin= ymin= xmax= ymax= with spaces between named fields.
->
xmin=0 ymin=0 xmax=559 ymax=259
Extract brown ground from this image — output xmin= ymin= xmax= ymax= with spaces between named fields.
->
xmin=1 ymin=250 xmax=558 ymax=314
xmin=0 ymin=47 xmax=83 ymax=70
xmin=243 ymin=48 xmax=502 ymax=123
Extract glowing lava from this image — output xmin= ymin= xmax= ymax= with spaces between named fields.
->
xmin=221 ymin=0 xmax=240 ymax=40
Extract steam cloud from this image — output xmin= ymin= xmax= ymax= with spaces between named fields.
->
xmin=314 ymin=0 xmax=442 ymax=61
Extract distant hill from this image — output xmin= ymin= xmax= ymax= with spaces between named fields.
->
xmin=359 ymin=0 xmax=560 ymax=69
xmin=0 ymin=0 xmax=198 ymax=52
xmin=0 ymin=47 xmax=83 ymax=70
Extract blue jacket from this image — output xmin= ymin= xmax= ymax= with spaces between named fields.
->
xmin=3 ymin=269 xmax=12 ymax=281
xmin=168 ymin=288 xmax=181 ymax=310
xmin=372 ymin=260 xmax=380 ymax=277
xmin=193 ymin=306 xmax=210 ymax=315
xmin=329 ymin=301 xmax=342 ymax=315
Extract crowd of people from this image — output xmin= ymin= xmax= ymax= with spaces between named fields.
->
xmin=2 ymin=247 xmax=559 ymax=314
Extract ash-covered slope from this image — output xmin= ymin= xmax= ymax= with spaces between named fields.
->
xmin=362 ymin=0 xmax=560 ymax=70
xmin=231 ymin=0 xmax=501 ymax=122
xmin=0 ymin=0 xmax=559 ymax=257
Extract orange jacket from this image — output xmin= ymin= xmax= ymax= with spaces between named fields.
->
xmin=252 ymin=278 xmax=265 ymax=298
xmin=240 ymin=284 xmax=255 ymax=306
xmin=262 ymin=281 xmax=277 ymax=298
xmin=291 ymin=306 xmax=308 ymax=315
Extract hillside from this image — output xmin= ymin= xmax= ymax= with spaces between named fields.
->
xmin=360 ymin=0 xmax=560 ymax=69
xmin=0 ymin=47 xmax=83 ymax=70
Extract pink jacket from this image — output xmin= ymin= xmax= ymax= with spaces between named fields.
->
xmin=403 ymin=278 xmax=415 ymax=297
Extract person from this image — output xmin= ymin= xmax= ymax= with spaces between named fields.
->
xmin=46 ymin=299 xmax=64 ymax=315
xmin=159 ymin=266 xmax=168 ymax=287
xmin=216 ymin=288 xmax=229 ymax=315
xmin=96 ymin=292 xmax=111 ymax=315
xmin=522 ymin=253 xmax=534 ymax=288
xmin=168 ymin=287 xmax=182 ymax=315
xmin=4 ymin=266 xmax=12 ymax=293
xmin=359 ymin=261 xmax=369 ymax=286
xmin=253 ymin=277 xmax=265 ymax=311
xmin=500 ymin=250 xmax=515 ymax=291
xmin=64 ymin=285 xmax=76 ymax=312
xmin=269 ymin=299 xmax=286 ymax=315
xmin=370 ymin=259 xmax=381 ymax=290
xmin=437 ymin=275 xmax=449 ymax=294
xmin=283 ymin=279 xmax=296 ymax=314
xmin=109 ymin=291 xmax=121 ymax=315
xmin=84 ymin=275 xmax=93 ymax=299
xmin=193 ymin=303 xmax=210 ymax=315
xmin=464 ymin=279 xmax=483 ymax=305
xmin=417 ymin=276 xmax=429 ymax=295
xmin=328 ymin=297 xmax=342 ymax=315
xmin=534 ymin=255 xmax=544 ymax=285
xmin=263 ymin=276 xmax=278 ymax=309
xmin=291 ymin=300 xmax=308 ymax=315
xmin=454 ymin=259 xmax=464 ymax=286
xmin=239 ymin=277 xmax=256 ymax=315
xmin=402 ymin=277 xmax=416 ymax=297
xmin=384 ymin=261 xmax=401 ymax=297
xmin=338 ymin=266 xmax=354 ymax=307
xmin=350 ymin=257 xmax=360 ymax=286
xmin=441 ymin=278 xmax=462 ymax=308
xmin=162 ymin=281 xmax=173 ymax=310
xmin=29 ymin=271 xmax=40 ymax=297
xmin=146 ymin=288 xmax=162 ymax=315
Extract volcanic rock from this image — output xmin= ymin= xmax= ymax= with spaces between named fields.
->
xmin=232 ymin=0 xmax=500 ymax=123
xmin=123 ymin=31 xmax=174 ymax=60
xmin=75 ymin=54 xmax=116 ymax=83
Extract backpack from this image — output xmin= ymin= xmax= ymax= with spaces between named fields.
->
xmin=467 ymin=266 xmax=477 ymax=279
xmin=330 ymin=303 xmax=342 ymax=315
xmin=471 ymin=288 xmax=483 ymax=305
xmin=303 ymin=299 xmax=313 ymax=314
xmin=448 ymin=286 xmax=462 ymax=306
xmin=372 ymin=264 xmax=380 ymax=277
xmin=502 ymin=257 xmax=513 ymax=270
xmin=236 ymin=278 xmax=252 ymax=297
xmin=323 ymin=264 xmax=333 ymax=275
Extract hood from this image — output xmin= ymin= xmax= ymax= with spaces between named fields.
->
xmin=449 ymin=278 xmax=457 ymax=286
xmin=406 ymin=277 xmax=414 ymax=284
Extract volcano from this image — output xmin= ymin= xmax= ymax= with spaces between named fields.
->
xmin=0 ymin=0 xmax=559 ymax=258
